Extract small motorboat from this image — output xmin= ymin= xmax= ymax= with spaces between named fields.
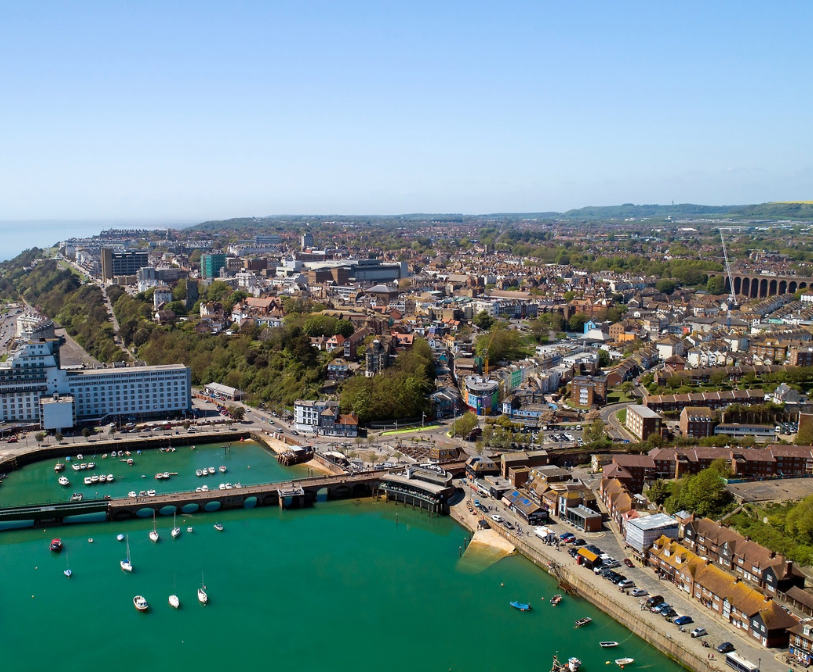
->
xmin=187 ymin=526 xmax=193 ymax=533
xmin=70 ymin=493 xmax=83 ymax=502
xmin=133 ymin=595 xmax=149 ymax=612
xmin=127 ymin=459 xmax=134 ymax=465
xmin=155 ymin=473 xmax=164 ymax=480
xmin=195 ymin=487 xmax=202 ymax=492
xmin=225 ymin=483 xmax=233 ymax=489
xmin=214 ymin=522 xmax=224 ymax=532
xmin=83 ymin=476 xmax=92 ymax=485
xmin=208 ymin=467 xmax=215 ymax=474
xmin=574 ymin=617 xmax=592 ymax=628
xmin=87 ymin=462 xmax=95 ymax=469
xmin=195 ymin=469 xmax=203 ymax=477
xmin=614 ymin=659 xmax=634 ymax=668
xmin=510 ymin=601 xmax=532 ymax=611
xmin=50 ymin=538 xmax=63 ymax=552
xmin=147 ymin=489 xmax=156 ymax=497
xmin=77 ymin=454 xmax=84 ymax=460
xmin=90 ymin=475 xmax=99 ymax=483
xmin=550 ymin=595 xmax=563 ymax=606
xmin=600 ymin=642 xmax=619 ymax=648
xmin=169 ymin=595 xmax=180 ymax=609
xmin=111 ymin=451 xmax=118 ymax=458
xmin=72 ymin=464 xmax=81 ymax=471
xmin=64 ymin=569 xmax=72 ymax=578
xmin=54 ymin=462 xmax=65 ymax=472
xmin=162 ymin=472 xmax=170 ymax=479
xmin=117 ymin=533 xmax=125 ymax=542
xmin=234 ymin=483 xmax=243 ymax=489
xmin=80 ymin=463 xmax=88 ymax=470
xmin=218 ymin=466 xmax=227 ymax=473
xmin=58 ymin=476 xmax=70 ymax=486
xmin=201 ymin=485 xmax=209 ymax=492
xmin=568 ymin=658 xmax=581 ymax=672
xmin=102 ymin=454 xmax=108 ymax=459
xmin=106 ymin=474 xmax=114 ymax=482
xmin=128 ymin=491 xmax=137 ymax=498
xmin=219 ymin=483 xmax=226 ymax=490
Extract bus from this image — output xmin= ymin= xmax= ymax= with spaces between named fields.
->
xmin=725 ymin=652 xmax=760 ymax=672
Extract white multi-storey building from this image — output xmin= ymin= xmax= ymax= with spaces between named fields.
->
xmin=0 ymin=338 xmax=190 ymax=428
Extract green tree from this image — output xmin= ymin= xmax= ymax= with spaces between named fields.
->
xmin=648 ymin=479 xmax=670 ymax=505
xmin=452 ymin=412 xmax=479 ymax=437
xmin=473 ymin=311 xmax=494 ymax=330
xmin=584 ymin=419 xmax=605 ymax=443
xmin=568 ymin=312 xmax=588 ymax=332
xmin=655 ymin=279 xmax=677 ymax=295
xmin=706 ymin=275 xmax=726 ymax=295
xmin=598 ymin=349 xmax=611 ymax=367
xmin=82 ymin=428 xmax=91 ymax=440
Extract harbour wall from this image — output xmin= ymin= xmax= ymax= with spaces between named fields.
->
xmin=0 ymin=430 xmax=252 ymax=474
xmin=450 ymin=506 xmax=714 ymax=672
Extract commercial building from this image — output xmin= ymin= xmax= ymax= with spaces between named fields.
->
xmin=625 ymin=404 xmax=662 ymax=441
xmin=293 ymin=400 xmax=358 ymax=437
xmin=0 ymin=338 xmax=191 ymax=429
xmin=624 ymin=513 xmax=679 ymax=556
xmin=714 ymin=423 xmax=776 ymax=443
xmin=463 ymin=376 xmax=500 ymax=416
xmin=100 ymin=248 xmax=149 ymax=281
xmin=201 ymin=253 xmax=227 ymax=279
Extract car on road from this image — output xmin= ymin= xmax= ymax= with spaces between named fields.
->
xmin=623 ymin=558 xmax=634 ymax=568
xmin=504 ymin=521 xmax=515 ymax=531
xmin=716 ymin=642 xmax=735 ymax=653
xmin=291 ymin=430 xmax=299 ymax=435
xmin=630 ymin=588 xmax=648 ymax=598
xmin=491 ymin=514 xmax=505 ymax=524
xmin=690 ymin=627 xmax=707 ymax=638
xmin=674 ymin=616 xmax=694 ymax=626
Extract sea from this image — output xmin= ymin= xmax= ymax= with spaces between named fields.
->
xmin=0 ymin=220 xmax=192 ymax=262
xmin=0 ymin=440 xmax=685 ymax=672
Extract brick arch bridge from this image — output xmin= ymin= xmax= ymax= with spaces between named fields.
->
xmin=707 ymin=271 xmax=810 ymax=299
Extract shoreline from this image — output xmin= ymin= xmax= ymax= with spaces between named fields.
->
xmin=449 ymin=501 xmax=712 ymax=672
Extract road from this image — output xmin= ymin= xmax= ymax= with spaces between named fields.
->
xmin=600 ymin=402 xmax=637 ymax=442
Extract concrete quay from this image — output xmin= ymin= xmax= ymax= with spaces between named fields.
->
xmin=449 ymin=491 xmax=787 ymax=672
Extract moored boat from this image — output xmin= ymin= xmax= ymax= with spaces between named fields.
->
xmin=70 ymin=493 xmax=83 ymax=502
xmin=567 ymin=658 xmax=581 ymax=672
xmin=128 ymin=491 xmax=137 ymax=498
xmin=574 ymin=617 xmax=592 ymax=628
xmin=510 ymin=601 xmax=532 ymax=611
xmin=214 ymin=522 xmax=224 ymax=531
xmin=195 ymin=469 xmax=203 ymax=477
xmin=169 ymin=595 xmax=180 ymax=609
xmin=64 ymin=569 xmax=72 ymax=578
xmin=58 ymin=476 xmax=70 ymax=486
xmin=117 ymin=533 xmax=125 ymax=542
xmin=550 ymin=594 xmax=563 ymax=606
xmin=171 ymin=512 xmax=181 ymax=539
xmin=72 ymin=463 xmax=81 ymax=471
xmin=149 ymin=511 xmax=159 ymax=542
xmin=198 ymin=572 xmax=208 ymax=604
xmin=121 ymin=534 xmax=133 ymax=572
xmin=54 ymin=462 xmax=65 ymax=472
xmin=106 ymin=474 xmax=114 ymax=482
xmin=614 ymin=658 xmax=634 ymax=668
xmin=187 ymin=526 xmax=193 ymax=533
xmin=208 ymin=467 xmax=215 ymax=474
xmin=218 ymin=465 xmax=227 ymax=473
xmin=87 ymin=462 xmax=95 ymax=469
xmin=50 ymin=538 xmax=62 ymax=552
xmin=83 ymin=476 xmax=92 ymax=485
xmin=600 ymin=642 xmax=619 ymax=648
xmin=133 ymin=595 xmax=149 ymax=611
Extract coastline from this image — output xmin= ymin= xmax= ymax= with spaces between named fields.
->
xmin=449 ymin=500 xmax=712 ymax=672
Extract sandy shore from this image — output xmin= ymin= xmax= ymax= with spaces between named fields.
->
xmin=302 ymin=458 xmax=333 ymax=475
xmin=470 ymin=529 xmax=516 ymax=554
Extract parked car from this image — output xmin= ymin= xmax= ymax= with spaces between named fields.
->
xmin=645 ymin=595 xmax=664 ymax=608
xmin=610 ymin=574 xmax=627 ymax=585
xmin=585 ymin=545 xmax=602 ymax=555
xmin=572 ymin=538 xmax=586 ymax=546
xmin=630 ymin=588 xmax=648 ymax=598
xmin=650 ymin=602 xmax=670 ymax=613
xmin=491 ymin=514 xmax=505 ymax=524
xmin=716 ymin=642 xmax=735 ymax=653
xmin=690 ymin=627 xmax=707 ymax=638
xmin=623 ymin=558 xmax=634 ymax=568
xmin=618 ymin=579 xmax=635 ymax=589
xmin=674 ymin=616 xmax=694 ymax=626
xmin=660 ymin=608 xmax=678 ymax=619
xmin=559 ymin=532 xmax=575 ymax=542
xmin=504 ymin=521 xmax=515 ymax=531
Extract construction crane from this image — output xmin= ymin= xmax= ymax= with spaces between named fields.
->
xmin=720 ymin=229 xmax=738 ymax=308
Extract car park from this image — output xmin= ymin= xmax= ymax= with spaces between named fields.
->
xmin=716 ymin=642 xmax=735 ymax=653
xmin=674 ymin=616 xmax=693 ymax=626
xmin=630 ymin=588 xmax=648 ymax=598
xmin=690 ymin=627 xmax=707 ymax=638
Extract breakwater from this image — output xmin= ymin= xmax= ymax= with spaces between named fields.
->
xmin=450 ymin=506 xmax=713 ymax=672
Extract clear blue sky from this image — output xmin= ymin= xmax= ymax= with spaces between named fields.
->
xmin=0 ymin=1 xmax=811 ymax=222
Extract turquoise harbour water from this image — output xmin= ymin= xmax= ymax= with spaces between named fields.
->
xmin=0 ymin=444 xmax=685 ymax=672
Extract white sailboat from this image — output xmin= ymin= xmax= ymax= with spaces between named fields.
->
xmin=169 ymin=594 xmax=180 ymax=609
xmin=149 ymin=511 xmax=160 ymax=543
xmin=64 ymin=553 xmax=72 ymax=578
xmin=171 ymin=511 xmax=181 ymax=539
xmin=197 ymin=572 xmax=208 ymax=605
xmin=120 ymin=534 xmax=133 ymax=572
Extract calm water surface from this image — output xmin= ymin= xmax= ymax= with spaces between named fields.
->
xmin=0 ymin=443 xmax=685 ymax=672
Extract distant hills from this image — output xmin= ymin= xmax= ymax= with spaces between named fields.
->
xmin=188 ymin=202 xmax=813 ymax=231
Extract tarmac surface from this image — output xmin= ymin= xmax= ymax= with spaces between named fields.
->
xmin=727 ymin=477 xmax=813 ymax=504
